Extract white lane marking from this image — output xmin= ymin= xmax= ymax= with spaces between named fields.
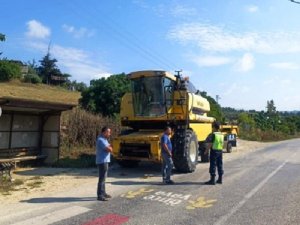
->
xmin=11 ymin=205 xmax=91 ymax=225
xmin=214 ymin=159 xmax=289 ymax=225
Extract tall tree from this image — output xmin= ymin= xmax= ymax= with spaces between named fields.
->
xmin=0 ymin=33 xmax=5 ymax=56
xmin=0 ymin=33 xmax=5 ymax=42
xmin=38 ymin=53 xmax=62 ymax=84
xmin=266 ymin=99 xmax=276 ymax=114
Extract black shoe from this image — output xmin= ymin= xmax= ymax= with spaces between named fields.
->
xmin=104 ymin=193 xmax=112 ymax=198
xmin=97 ymin=196 xmax=108 ymax=201
xmin=165 ymin=180 xmax=175 ymax=185
xmin=216 ymin=177 xmax=222 ymax=184
xmin=205 ymin=176 xmax=216 ymax=185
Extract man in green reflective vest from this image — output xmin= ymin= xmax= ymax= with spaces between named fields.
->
xmin=204 ymin=121 xmax=224 ymax=185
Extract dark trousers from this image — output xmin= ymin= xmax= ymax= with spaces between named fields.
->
xmin=162 ymin=153 xmax=173 ymax=181
xmin=209 ymin=150 xmax=224 ymax=177
xmin=97 ymin=163 xmax=108 ymax=197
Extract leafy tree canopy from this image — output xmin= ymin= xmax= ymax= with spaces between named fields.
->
xmin=62 ymin=80 xmax=88 ymax=92
xmin=0 ymin=33 xmax=5 ymax=41
xmin=0 ymin=60 xmax=21 ymax=81
xmin=200 ymin=91 xmax=224 ymax=122
xmin=80 ymin=73 xmax=130 ymax=117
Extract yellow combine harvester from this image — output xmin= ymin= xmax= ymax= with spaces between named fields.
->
xmin=112 ymin=70 xmax=237 ymax=173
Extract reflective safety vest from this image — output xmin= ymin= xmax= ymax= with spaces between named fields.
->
xmin=212 ymin=132 xmax=224 ymax=151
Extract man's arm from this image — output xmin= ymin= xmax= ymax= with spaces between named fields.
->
xmin=162 ymin=143 xmax=172 ymax=157
xmin=204 ymin=133 xmax=214 ymax=155
xmin=105 ymin=145 xmax=113 ymax=153
xmin=204 ymin=143 xmax=212 ymax=155
xmin=97 ymin=138 xmax=113 ymax=153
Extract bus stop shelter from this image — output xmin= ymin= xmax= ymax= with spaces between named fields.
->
xmin=0 ymin=97 xmax=76 ymax=165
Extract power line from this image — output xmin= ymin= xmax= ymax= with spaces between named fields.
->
xmin=63 ymin=2 xmax=178 ymax=71
xmin=290 ymin=0 xmax=300 ymax=4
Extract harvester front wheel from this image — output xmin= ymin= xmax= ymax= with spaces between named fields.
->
xmin=173 ymin=130 xmax=198 ymax=173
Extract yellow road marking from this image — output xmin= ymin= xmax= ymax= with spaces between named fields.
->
xmin=121 ymin=188 xmax=155 ymax=199
xmin=186 ymin=197 xmax=217 ymax=210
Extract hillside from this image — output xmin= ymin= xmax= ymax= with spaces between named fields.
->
xmin=0 ymin=80 xmax=80 ymax=105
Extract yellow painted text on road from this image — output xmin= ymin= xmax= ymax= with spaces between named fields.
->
xmin=121 ymin=188 xmax=155 ymax=199
xmin=186 ymin=197 xmax=217 ymax=210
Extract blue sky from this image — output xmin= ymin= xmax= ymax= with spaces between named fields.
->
xmin=1 ymin=0 xmax=300 ymax=111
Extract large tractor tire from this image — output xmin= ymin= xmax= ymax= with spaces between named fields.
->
xmin=117 ymin=160 xmax=140 ymax=168
xmin=173 ymin=130 xmax=198 ymax=173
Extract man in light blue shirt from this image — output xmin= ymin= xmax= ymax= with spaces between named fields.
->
xmin=96 ymin=126 xmax=113 ymax=201
xmin=161 ymin=126 xmax=175 ymax=184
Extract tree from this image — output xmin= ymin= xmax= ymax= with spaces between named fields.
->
xmin=0 ymin=33 xmax=5 ymax=56
xmin=80 ymin=73 xmax=130 ymax=117
xmin=0 ymin=33 xmax=5 ymax=41
xmin=266 ymin=100 xmax=276 ymax=115
xmin=38 ymin=53 xmax=63 ymax=85
xmin=238 ymin=112 xmax=256 ymax=130
xmin=23 ymin=61 xmax=42 ymax=84
xmin=200 ymin=91 xmax=224 ymax=122
xmin=64 ymin=80 xmax=87 ymax=92
xmin=0 ymin=60 xmax=22 ymax=81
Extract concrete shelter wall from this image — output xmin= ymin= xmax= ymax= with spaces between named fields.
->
xmin=42 ymin=148 xmax=59 ymax=164
xmin=42 ymin=115 xmax=60 ymax=164
xmin=0 ymin=114 xmax=11 ymax=149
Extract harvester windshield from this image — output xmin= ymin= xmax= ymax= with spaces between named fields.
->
xmin=131 ymin=76 xmax=174 ymax=117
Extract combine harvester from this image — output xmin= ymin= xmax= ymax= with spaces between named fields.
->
xmin=113 ymin=70 xmax=238 ymax=173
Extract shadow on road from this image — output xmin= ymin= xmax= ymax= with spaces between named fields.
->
xmin=13 ymin=162 xmax=162 ymax=179
xmin=20 ymin=197 xmax=95 ymax=203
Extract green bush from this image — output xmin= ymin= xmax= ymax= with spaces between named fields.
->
xmin=23 ymin=74 xmax=42 ymax=84
xmin=0 ymin=60 xmax=22 ymax=81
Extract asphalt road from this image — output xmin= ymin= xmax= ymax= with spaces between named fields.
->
xmin=10 ymin=139 xmax=300 ymax=225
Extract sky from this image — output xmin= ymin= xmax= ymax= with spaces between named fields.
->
xmin=1 ymin=0 xmax=300 ymax=111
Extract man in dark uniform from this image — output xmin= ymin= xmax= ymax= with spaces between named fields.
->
xmin=204 ymin=122 xmax=224 ymax=185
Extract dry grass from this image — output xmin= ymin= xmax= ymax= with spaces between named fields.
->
xmin=58 ymin=108 xmax=121 ymax=168
xmin=0 ymin=80 xmax=80 ymax=104
xmin=0 ymin=176 xmax=45 ymax=195
xmin=0 ymin=179 xmax=24 ymax=195
xmin=61 ymin=108 xmax=120 ymax=148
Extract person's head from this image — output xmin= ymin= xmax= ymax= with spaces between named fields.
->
xmin=101 ymin=126 xmax=111 ymax=138
xmin=212 ymin=121 xmax=220 ymax=131
xmin=164 ymin=126 xmax=172 ymax=135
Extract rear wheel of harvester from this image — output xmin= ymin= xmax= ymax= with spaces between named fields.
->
xmin=173 ymin=130 xmax=198 ymax=173
xmin=117 ymin=160 xmax=140 ymax=168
